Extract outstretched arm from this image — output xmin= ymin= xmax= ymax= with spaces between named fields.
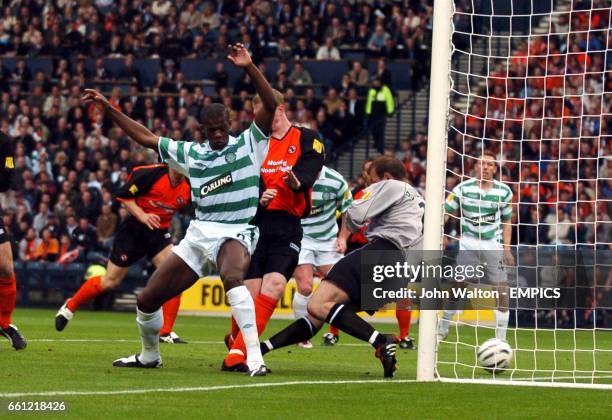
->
xmin=227 ymin=44 xmax=277 ymax=133
xmin=82 ymin=89 xmax=158 ymax=149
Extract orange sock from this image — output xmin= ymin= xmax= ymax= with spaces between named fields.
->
xmin=160 ymin=294 xmax=181 ymax=335
xmin=396 ymin=309 xmax=412 ymax=339
xmin=230 ymin=316 xmax=239 ymax=339
xmin=329 ymin=325 xmax=340 ymax=336
xmin=224 ymin=294 xmax=278 ymax=366
xmin=0 ymin=274 xmax=16 ymax=329
xmin=66 ymin=275 xmax=103 ymax=312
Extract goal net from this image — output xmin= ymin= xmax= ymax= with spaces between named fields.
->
xmin=421 ymin=0 xmax=612 ymax=388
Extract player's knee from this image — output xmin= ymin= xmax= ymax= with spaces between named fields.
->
xmin=0 ymin=266 xmax=13 ymax=279
xmin=261 ymin=275 xmax=286 ymax=300
xmin=297 ymin=282 xmax=313 ymax=296
xmin=137 ymin=290 xmax=159 ymax=313
xmin=307 ymin=299 xmax=327 ymax=321
xmin=220 ymin=269 xmax=243 ymax=291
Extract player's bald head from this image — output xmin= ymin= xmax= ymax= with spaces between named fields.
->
xmin=369 ymin=156 xmax=407 ymax=181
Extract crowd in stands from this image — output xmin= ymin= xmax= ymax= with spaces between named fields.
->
xmin=0 ymin=0 xmax=432 ymax=265
xmin=445 ymin=3 xmax=612 ymax=249
xmin=0 ymin=0 xmax=610 ymax=277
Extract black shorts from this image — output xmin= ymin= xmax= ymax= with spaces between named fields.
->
xmin=325 ymin=238 xmax=399 ymax=310
xmin=0 ymin=217 xmax=7 ymax=244
xmin=109 ymin=217 xmax=172 ymax=267
xmin=246 ymin=211 xmax=303 ymax=280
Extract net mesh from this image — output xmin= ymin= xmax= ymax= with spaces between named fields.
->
xmin=437 ymin=0 xmax=612 ymax=385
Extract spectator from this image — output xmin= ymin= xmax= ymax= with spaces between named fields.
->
xmin=211 ymin=62 xmax=229 ymax=93
xmin=365 ymin=78 xmax=395 ymax=154
xmin=33 ymin=202 xmax=51 ymax=234
xmin=35 ymin=227 xmax=59 ymax=262
xmin=72 ymin=217 xmax=97 ymax=254
xmin=293 ymin=36 xmax=314 ymax=59
xmin=348 ymin=61 xmax=369 ymax=87
xmin=19 ymin=227 xmax=38 ymax=261
xmin=368 ymin=24 xmax=390 ymax=52
xmin=96 ymin=204 xmax=117 ymax=250
xmin=316 ymin=37 xmax=341 ymax=60
xmin=289 ymin=63 xmax=313 ymax=87
xmin=322 ymin=88 xmax=344 ymax=116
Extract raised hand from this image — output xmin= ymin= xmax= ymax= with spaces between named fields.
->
xmin=82 ymin=89 xmax=112 ymax=112
xmin=227 ymin=43 xmax=253 ymax=68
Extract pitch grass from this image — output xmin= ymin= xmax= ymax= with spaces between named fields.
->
xmin=0 ymin=309 xmax=609 ymax=419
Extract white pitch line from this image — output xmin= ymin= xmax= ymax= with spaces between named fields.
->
xmin=28 ymin=339 xmax=371 ymax=347
xmin=0 ymin=380 xmax=419 ymax=398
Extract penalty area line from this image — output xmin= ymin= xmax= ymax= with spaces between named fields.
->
xmin=0 ymin=380 xmax=419 ymax=398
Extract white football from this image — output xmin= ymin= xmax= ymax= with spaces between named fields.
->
xmin=477 ymin=338 xmax=513 ymax=373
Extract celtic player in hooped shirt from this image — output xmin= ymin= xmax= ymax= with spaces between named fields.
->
xmin=82 ymin=44 xmax=277 ymax=376
xmin=438 ymin=151 xmax=515 ymax=344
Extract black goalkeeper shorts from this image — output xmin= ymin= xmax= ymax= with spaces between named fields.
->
xmin=324 ymin=238 xmax=400 ymax=310
xmin=109 ymin=217 xmax=172 ymax=267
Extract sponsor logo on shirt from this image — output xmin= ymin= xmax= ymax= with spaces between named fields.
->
xmin=200 ymin=173 xmax=233 ymax=197
xmin=225 ymin=152 xmax=237 ymax=163
xmin=289 ymin=242 xmax=301 ymax=253
xmin=309 ymin=206 xmax=324 ymax=216
xmin=287 ymin=145 xmax=296 ymax=154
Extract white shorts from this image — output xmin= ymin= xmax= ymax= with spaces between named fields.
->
xmin=172 ymin=220 xmax=259 ymax=277
xmin=457 ymin=236 xmax=506 ymax=284
xmin=298 ymin=236 xmax=344 ymax=268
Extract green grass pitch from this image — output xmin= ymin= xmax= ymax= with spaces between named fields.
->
xmin=0 ymin=308 xmax=609 ymax=419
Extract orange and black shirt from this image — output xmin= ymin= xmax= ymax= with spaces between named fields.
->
xmin=115 ymin=164 xmax=191 ymax=229
xmin=257 ymin=126 xmax=325 ymax=220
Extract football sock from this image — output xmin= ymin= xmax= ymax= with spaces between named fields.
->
xmin=160 ymin=294 xmax=181 ymax=335
xmin=495 ymin=309 xmax=510 ymax=341
xmin=225 ymin=293 xmax=277 ymax=367
xmin=396 ymin=309 xmax=412 ymax=339
xmin=438 ymin=309 xmax=455 ymax=335
xmin=261 ymin=317 xmax=318 ymax=355
xmin=326 ymin=303 xmax=383 ymax=348
xmin=0 ymin=274 xmax=16 ymax=329
xmin=292 ymin=291 xmax=311 ymax=320
xmin=329 ymin=325 xmax=340 ymax=336
xmin=226 ymin=286 xmax=264 ymax=370
xmin=230 ymin=316 xmax=239 ymax=341
xmin=67 ymin=275 xmax=103 ymax=312
xmin=136 ymin=308 xmax=162 ymax=364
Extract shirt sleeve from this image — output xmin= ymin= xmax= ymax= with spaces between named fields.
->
xmin=501 ymin=187 xmax=513 ymax=221
xmin=115 ymin=165 xmax=166 ymax=201
xmin=0 ymin=133 xmax=15 ymax=192
xmin=158 ymin=136 xmax=191 ymax=176
xmin=246 ymin=121 xmax=270 ymax=168
xmin=292 ymin=128 xmax=325 ymax=191
xmin=346 ymin=181 xmax=405 ymax=233
xmin=444 ymin=185 xmax=460 ymax=213
xmin=337 ymin=179 xmax=353 ymax=213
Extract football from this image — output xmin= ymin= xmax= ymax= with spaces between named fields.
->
xmin=477 ymin=338 xmax=513 ymax=373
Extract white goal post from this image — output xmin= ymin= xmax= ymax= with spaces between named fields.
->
xmin=417 ymin=0 xmax=612 ymax=389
